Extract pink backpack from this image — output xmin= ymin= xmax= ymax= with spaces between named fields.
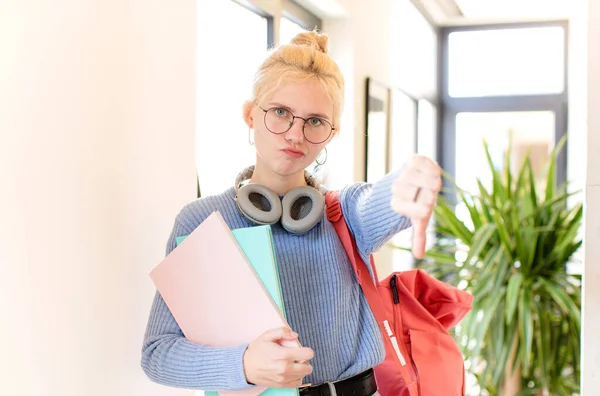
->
xmin=325 ymin=190 xmax=474 ymax=396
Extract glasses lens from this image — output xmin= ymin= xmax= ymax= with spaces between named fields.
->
xmin=264 ymin=107 xmax=332 ymax=143
xmin=304 ymin=118 xmax=332 ymax=144
xmin=265 ymin=108 xmax=293 ymax=134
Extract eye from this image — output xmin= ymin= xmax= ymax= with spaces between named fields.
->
xmin=308 ymin=117 xmax=323 ymax=126
xmin=274 ymin=108 xmax=289 ymax=117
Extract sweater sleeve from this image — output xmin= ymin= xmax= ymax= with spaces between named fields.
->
xmin=140 ymin=214 xmax=255 ymax=391
xmin=339 ymin=168 xmax=412 ymax=258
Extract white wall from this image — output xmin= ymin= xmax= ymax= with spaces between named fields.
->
xmin=0 ymin=1 xmax=196 ymax=395
xmin=582 ymin=0 xmax=600 ymax=392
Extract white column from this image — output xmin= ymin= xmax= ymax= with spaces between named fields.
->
xmin=0 ymin=0 xmax=196 ymax=395
xmin=583 ymin=0 xmax=600 ymax=393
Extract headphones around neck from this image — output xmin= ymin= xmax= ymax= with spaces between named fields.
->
xmin=234 ymin=166 xmax=325 ymax=234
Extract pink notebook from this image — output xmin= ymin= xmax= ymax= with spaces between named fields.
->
xmin=149 ymin=211 xmax=300 ymax=396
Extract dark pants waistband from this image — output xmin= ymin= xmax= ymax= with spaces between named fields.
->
xmin=299 ymin=368 xmax=377 ymax=396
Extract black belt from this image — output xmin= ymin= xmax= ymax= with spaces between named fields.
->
xmin=299 ymin=368 xmax=377 ymax=396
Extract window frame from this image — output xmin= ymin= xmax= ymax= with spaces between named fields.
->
xmin=282 ymin=0 xmax=322 ymax=32
xmin=231 ymin=0 xmax=322 ymax=48
xmin=231 ymin=0 xmax=276 ymax=47
xmin=437 ymin=20 xmax=570 ymax=191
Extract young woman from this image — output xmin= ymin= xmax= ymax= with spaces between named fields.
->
xmin=141 ymin=30 xmax=441 ymax=396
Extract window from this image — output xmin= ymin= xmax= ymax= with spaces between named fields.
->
xmin=416 ymin=99 xmax=437 ymax=162
xmin=440 ymin=21 xmax=569 ymax=192
xmin=388 ymin=89 xmax=417 ymax=171
xmin=390 ymin=0 xmax=438 ymax=100
xmin=280 ymin=17 xmax=308 ymax=45
xmin=448 ymin=26 xmax=566 ymax=97
xmin=196 ymin=0 xmax=269 ymax=197
xmin=455 ymin=111 xmax=555 ymax=196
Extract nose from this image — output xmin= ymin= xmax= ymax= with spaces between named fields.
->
xmin=285 ymin=117 xmax=305 ymax=143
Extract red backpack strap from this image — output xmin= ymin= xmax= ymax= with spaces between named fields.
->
xmin=325 ymin=190 xmax=418 ymax=393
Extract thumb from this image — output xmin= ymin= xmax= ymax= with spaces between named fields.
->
xmin=412 ymin=218 xmax=428 ymax=259
xmin=261 ymin=327 xmax=298 ymax=343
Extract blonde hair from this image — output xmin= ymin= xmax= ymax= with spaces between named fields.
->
xmin=245 ymin=30 xmax=344 ymax=129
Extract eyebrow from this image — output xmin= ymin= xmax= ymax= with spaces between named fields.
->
xmin=268 ymin=102 xmax=331 ymax=121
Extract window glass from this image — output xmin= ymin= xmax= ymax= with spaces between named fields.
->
xmin=448 ymin=27 xmax=565 ymax=97
xmin=280 ymin=17 xmax=307 ymax=45
xmin=196 ymin=0 xmax=268 ymax=196
xmin=417 ymin=99 xmax=437 ymax=161
xmin=454 ymin=111 xmax=555 ymax=228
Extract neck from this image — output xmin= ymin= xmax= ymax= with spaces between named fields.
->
xmin=249 ymin=163 xmax=308 ymax=195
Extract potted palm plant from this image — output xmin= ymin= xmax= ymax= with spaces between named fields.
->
xmin=410 ymin=135 xmax=582 ymax=395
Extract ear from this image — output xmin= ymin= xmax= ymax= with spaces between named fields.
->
xmin=243 ymin=101 xmax=254 ymax=128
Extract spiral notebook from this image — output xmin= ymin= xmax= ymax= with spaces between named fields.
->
xmin=150 ymin=211 xmax=300 ymax=396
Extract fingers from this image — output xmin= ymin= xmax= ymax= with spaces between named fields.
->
xmin=392 ymin=164 xmax=441 ymax=208
xmin=245 ymin=327 xmax=314 ymax=388
xmin=412 ymin=219 xmax=428 ymax=259
xmin=261 ymin=327 xmax=298 ymax=343
xmin=393 ymin=184 xmax=438 ymax=206
xmin=407 ymin=156 xmax=442 ymax=190
xmin=391 ymin=198 xmax=434 ymax=220
xmin=392 ymin=156 xmax=441 ymax=213
xmin=274 ymin=360 xmax=313 ymax=379
xmin=277 ymin=378 xmax=305 ymax=388
xmin=269 ymin=351 xmax=313 ymax=388
xmin=276 ymin=346 xmax=315 ymax=362
xmin=408 ymin=154 xmax=441 ymax=175
xmin=399 ymin=167 xmax=442 ymax=192
xmin=390 ymin=155 xmax=441 ymax=259
xmin=414 ymin=187 xmax=437 ymax=206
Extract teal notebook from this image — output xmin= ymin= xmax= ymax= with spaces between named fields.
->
xmin=176 ymin=225 xmax=299 ymax=396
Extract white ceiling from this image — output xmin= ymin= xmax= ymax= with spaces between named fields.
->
xmin=292 ymin=0 xmax=348 ymax=19
xmin=456 ymin=0 xmax=573 ymax=19
xmin=413 ymin=0 xmax=575 ymax=26
xmin=293 ymin=0 xmax=577 ymax=26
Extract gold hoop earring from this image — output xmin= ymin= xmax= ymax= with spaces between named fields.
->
xmin=315 ymin=147 xmax=327 ymax=166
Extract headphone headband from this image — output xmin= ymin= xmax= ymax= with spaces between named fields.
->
xmin=234 ymin=166 xmax=322 ymax=193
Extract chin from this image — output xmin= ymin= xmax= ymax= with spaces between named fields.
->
xmin=271 ymin=160 xmax=309 ymax=177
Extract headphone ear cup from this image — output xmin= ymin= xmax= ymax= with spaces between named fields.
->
xmin=236 ymin=183 xmax=282 ymax=225
xmin=281 ymin=186 xmax=324 ymax=234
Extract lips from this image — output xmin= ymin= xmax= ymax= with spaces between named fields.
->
xmin=281 ymin=148 xmax=305 ymax=158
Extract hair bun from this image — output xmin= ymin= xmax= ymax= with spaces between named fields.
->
xmin=290 ymin=31 xmax=329 ymax=54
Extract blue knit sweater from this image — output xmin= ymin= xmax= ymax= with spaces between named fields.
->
xmin=141 ymin=169 xmax=411 ymax=390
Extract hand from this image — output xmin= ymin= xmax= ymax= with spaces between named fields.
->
xmin=391 ymin=155 xmax=442 ymax=259
xmin=243 ymin=327 xmax=315 ymax=388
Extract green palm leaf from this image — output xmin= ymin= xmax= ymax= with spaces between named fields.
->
xmin=404 ymin=136 xmax=582 ymax=394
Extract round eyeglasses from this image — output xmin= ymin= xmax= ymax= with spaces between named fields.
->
xmin=258 ymin=105 xmax=335 ymax=144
